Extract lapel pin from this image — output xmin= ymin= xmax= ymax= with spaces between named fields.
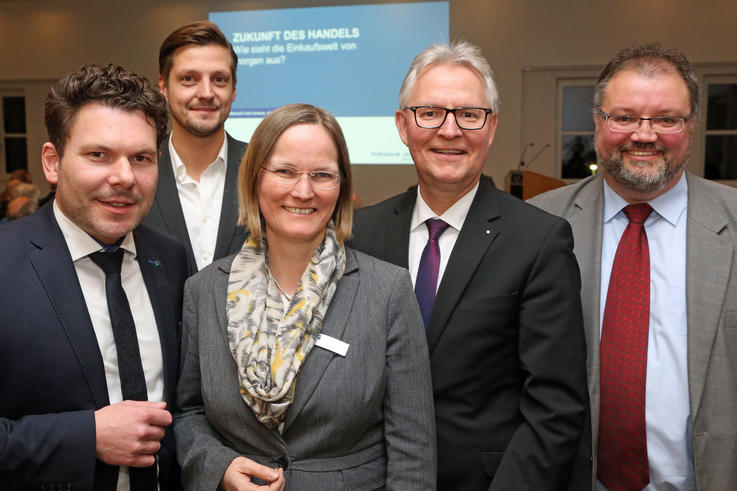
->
xmin=148 ymin=258 xmax=161 ymax=267
xmin=485 ymin=229 xmax=491 ymax=235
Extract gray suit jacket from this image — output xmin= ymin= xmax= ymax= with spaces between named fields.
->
xmin=143 ymin=132 xmax=248 ymax=271
xmin=530 ymin=172 xmax=737 ymax=489
xmin=173 ymin=247 xmax=437 ymax=491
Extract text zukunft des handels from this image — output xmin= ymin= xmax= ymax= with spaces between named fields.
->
xmin=232 ymin=28 xmax=360 ymax=44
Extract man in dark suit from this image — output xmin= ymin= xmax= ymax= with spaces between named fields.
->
xmin=351 ymin=41 xmax=589 ymax=490
xmin=144 ymin=21 xmax=247 ymax=271
xmin=0 ymin=64 xmax=188 ymax=490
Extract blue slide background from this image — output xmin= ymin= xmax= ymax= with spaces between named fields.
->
xmin=210 ymin=2 xmax=449 ymax=118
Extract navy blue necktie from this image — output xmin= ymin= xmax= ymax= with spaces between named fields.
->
xmin=414 ymin=219 xmax=450 ymax=327
xmin=89 ymin=249 xmax=158 ymax=491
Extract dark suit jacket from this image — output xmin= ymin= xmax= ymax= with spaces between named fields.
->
xmin=351 ymin=176 xmax=590 ymax=490
xmin=0 ymin=203 xmax=188 ymax=490
xmin=144 ymin=132 xmax=248 ymax=270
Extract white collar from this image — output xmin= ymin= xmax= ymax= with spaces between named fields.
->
xmin=53 ymin=200 xmax=136 ymax=261
xmin=603 ymin=172 xmax=688 ymax=226
xmin=168 ymin=131 xmax=228 ymax=183
xmin=411 ymin=180 xmax=480 ymax=232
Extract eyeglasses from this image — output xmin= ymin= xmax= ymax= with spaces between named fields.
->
xmin=596 ymin=109 xmax=692 ymax=134
xmin=404 ymin=105 xmax=493 ymax=130
xmin=260 ymin=165 xmax=342 ymax=190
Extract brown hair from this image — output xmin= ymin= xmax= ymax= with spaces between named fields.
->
xmin=45 ymin=64 xmax=168 ymax=157
xmin=594 ymin=43 xmax=700 ymax=118
xmin=159 ymin=20 xmax=238 ymax=85
xmin=238 ymin=103 xmax=353 ymax=243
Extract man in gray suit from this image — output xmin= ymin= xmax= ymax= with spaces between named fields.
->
xmin=144 ymin=21 xmax=247 ymax=271
xmin=531 ymin=43 xmax=737 ymax=489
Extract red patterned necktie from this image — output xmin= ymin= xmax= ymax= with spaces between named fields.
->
xmin=597 ymin=203 xmax=653 ymax=491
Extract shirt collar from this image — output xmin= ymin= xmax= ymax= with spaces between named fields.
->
xmin=411 ymin=180 xmax=480 ymax=232
xmin=53 ymin=200 xmax=137 ymax=261
xmin=168 ymin=131 xmax=228 ymax=183
xmin=603 ymin=172 xmax=688 ymax=226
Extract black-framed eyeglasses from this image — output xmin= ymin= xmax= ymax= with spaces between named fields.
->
xmin=260 ymin=165 xmax=342 ymax=190
xmin=404 ymin=105 xmax=494 ymax=130
xmin=596 ymin=109 xmax=692 ymax=134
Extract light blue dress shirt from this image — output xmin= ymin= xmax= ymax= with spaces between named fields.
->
xmin=597 ymin=174 xmax=694 ymax=491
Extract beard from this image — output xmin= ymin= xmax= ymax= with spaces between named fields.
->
xmin=171 ymin=102 xmax=227 ymax=138
xmin=597 ymin=140 xmax=690 ymax=196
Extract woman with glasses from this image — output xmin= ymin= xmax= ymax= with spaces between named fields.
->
xmin=174 ymin=103 xmax=436 ymax=491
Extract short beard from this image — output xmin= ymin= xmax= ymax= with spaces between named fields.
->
xmin=598 ymin=141 xmax=690 ymax=196
xmin=172 ymin=112 xmax=223 ymax=138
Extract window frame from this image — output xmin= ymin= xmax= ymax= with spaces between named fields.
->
xmin=522 ymin=62 xmax=737 ymax=185
xmin=0 ymin=89 xmax=27 ymax=177
xmin=698 ymin=72 xmax=737 ymax=181
xmin=557 ymin=80 xmax=597 ymax=179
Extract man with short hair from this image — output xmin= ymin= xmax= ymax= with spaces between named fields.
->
xmin=531 ymin=43 xmax=737 ymax=489
xmin=0 ymin=64 xmax=188 ymax=490
xmin=352 ymin=41 xmax=589 ymax=490
xmin=144 ymin=20 xmax=247 ymax=271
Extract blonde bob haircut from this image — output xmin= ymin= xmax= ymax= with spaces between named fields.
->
xmin=237 ymin=103 xmax=353 ymax=243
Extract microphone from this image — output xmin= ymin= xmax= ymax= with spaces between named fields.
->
xmin=525 ymin=144 xmax=551 ymax=170
xmin=518 ymin=142 xmax=534 ymax=169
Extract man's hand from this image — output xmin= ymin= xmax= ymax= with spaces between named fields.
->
xmin=94 ymin=400 xmax=172 ymax=467
xmin=220 ymin=457 xmax=285 ymax=491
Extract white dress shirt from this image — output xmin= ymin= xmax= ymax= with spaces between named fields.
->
xmin=169 ymin=132 xmax=227 ymax=271
xmin=408 ymin=181 xmax=479 ymax=289
xmin=597 ymin=174 xmax=694 ymax=491
xmin=53 ymin=201 xmax=163 ymax=491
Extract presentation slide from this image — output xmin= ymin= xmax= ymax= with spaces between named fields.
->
xmin=209 ymin=2 xmax=449 ymax=164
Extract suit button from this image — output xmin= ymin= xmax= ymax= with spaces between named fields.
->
xmin=276 ymin=456 xmax=289 ymax=469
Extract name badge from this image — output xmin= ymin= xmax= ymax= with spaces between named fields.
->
xmin=315 ymin=334 xmax=349 ymax=357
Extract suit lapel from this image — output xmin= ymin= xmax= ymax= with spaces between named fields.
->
xmin=383 ymin=189 xmax=416 ymax=268
xmin=154 ymin=140 xmax=196 ymax=263
xmin=134 ymin=229 xmax=178 ymax=405
xmin=214 ymin=134 xmax=245 ymax=258
xmin=28 ymin=206 xmax=110 ymax=408
xmin=426 ymin=177 xmax=500 ymax=354
xmin=567 ymin=177 xmax=605 ymax=384
xmin=284 ymin=250 xmax=360 ymax=431
xmin=685 ymin=174 xmax=733 ymax=416
xmin=566 ymin=176 xmax=605 ymax=447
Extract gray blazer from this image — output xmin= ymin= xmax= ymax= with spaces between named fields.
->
xmin=174 ymin=247 xmax=437 ymax=491
xmin=530 ymin=172 xmax=737 ymax=489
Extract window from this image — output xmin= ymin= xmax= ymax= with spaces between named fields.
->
xmin=522 ymin=64 xmax=737 ymax=184
xmin=560 ymin=84 xmax=597 ymax=179
xmin=704 ymin=79 xmax=737 ymax=179
xmin=1 ymin=92 xmax=27 ymax=174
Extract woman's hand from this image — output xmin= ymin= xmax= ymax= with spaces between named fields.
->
xmin=220 ymin=457 xmax=285 ymax=491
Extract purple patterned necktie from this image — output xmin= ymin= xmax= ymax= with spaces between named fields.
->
xmin=598 ymin=203 xmax=653 ymax=491
xmin=415 ymin=218 xmax=450 ymax=327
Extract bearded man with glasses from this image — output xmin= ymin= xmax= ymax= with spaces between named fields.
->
xmin=532 ymin=43 xmax=737 ymax=490
xmin=352 ymin=41 xmax=590 ymax=490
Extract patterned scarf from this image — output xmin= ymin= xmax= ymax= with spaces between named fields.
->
xmin=226 ymin=222 xmax=346 ymax=429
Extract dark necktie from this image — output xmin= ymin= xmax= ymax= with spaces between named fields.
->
xmin=89 ymin=249 xmax=158 ymax=491
xmin=597 ymin=203 xmax=653 ymax=491
xmin=415 ymin=218 xmax=450 ymax=327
